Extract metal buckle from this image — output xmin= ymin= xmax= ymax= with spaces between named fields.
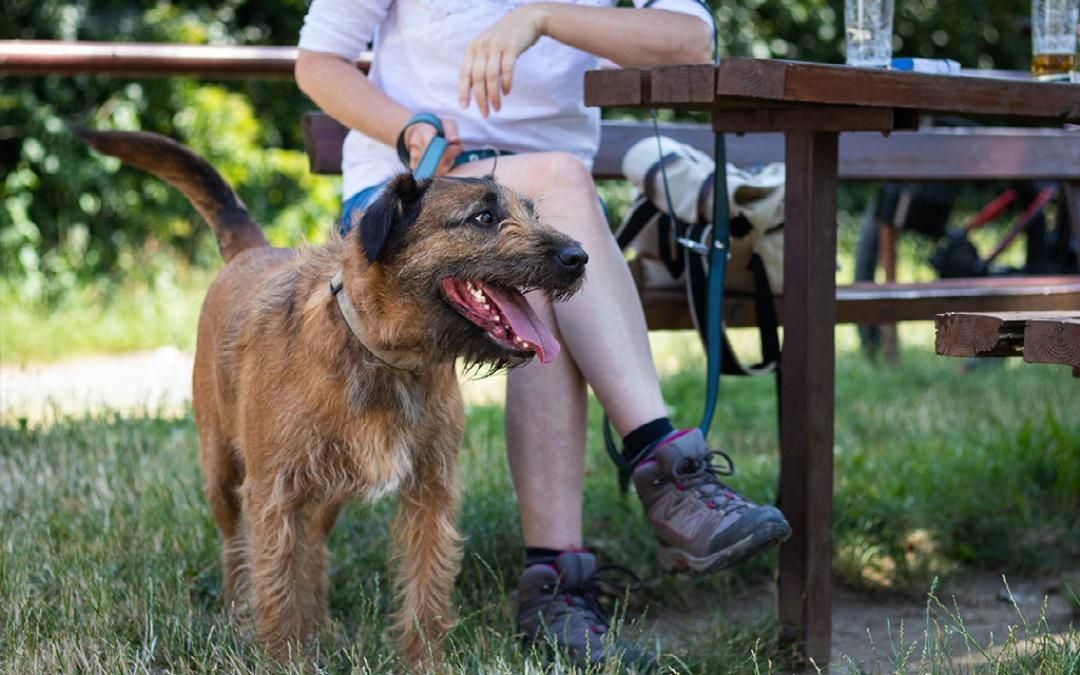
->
xmin=676 ymin=237 xmax=725 ymax=255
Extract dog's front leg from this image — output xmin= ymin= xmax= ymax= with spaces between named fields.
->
xmin=242 ymin=475 xmax=312 ymax=659
xmin=390 ymin=454 xmax=463 ymax=670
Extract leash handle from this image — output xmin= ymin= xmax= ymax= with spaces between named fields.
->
xmin=396 ymin=112 xmax=449 ymax=180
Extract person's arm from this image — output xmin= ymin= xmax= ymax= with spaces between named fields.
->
xmin=296 ymin=50 xmax=463 ymax=173
xmin=458 ymin=3 xmax=712 ymax=116
xmin=295 ymin=50 xmax=408 ymax=149
xmin=538 ymin=4 xmax=712 ymax=67
xmin=295 ymin=0 xmax=462 ymax=173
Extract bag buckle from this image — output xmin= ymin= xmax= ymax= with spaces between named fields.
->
xmin=676 ymin=237 xmax=725 ymax=255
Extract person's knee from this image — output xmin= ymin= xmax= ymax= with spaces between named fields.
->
xmin=525 ymin=152 xmax=597 ymax=199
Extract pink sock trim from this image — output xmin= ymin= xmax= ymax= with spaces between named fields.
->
xmin=634 ymin=459 xmax=659 ymax=472
xmin=657 ymin=428 xmax=694 ymax=448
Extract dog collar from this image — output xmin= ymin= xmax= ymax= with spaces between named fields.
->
xmin=329 ymin=270 xmax=411 ymax=370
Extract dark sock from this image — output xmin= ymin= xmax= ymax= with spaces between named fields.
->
xmin=524 ymin=547 xmax=564 ymax=567
xmin=621 ymin=417 xmax=675 ymax=466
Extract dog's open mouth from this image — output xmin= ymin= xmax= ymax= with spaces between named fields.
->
xmin=439 ymin=278 xmax=560 ymax=363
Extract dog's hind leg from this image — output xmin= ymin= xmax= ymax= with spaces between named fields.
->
xmin=390 ymin=457 xmax=463 ymax=669
xmin=195 ymin=407 xmax=248 ymax=614
xmin=242 ymin=474 xmax=312 ymax=658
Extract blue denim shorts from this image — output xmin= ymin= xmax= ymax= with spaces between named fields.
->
xmin=338 ymin=184 xmax=384 ymax=237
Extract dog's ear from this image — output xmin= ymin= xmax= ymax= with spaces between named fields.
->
xmin=359 ymin=173 xmax=426 ymax=263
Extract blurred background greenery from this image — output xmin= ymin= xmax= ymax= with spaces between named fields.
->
xmin=1 ymin=0 xmax=1033 ymax=309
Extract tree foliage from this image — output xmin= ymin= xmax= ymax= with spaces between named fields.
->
xmin=1 ymin=0 xmax=1034 ymax=299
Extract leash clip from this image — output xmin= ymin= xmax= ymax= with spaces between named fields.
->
xmin=676 ymin=237 xmax=725 ymax=255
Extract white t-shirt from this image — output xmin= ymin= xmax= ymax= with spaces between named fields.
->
xmin=298 ymin=0 xmax=712 ymax=198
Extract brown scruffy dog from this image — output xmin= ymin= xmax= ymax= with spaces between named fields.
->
xmin=78 ymin=129 xmax=587 ymax=668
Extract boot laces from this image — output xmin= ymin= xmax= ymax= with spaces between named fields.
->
xmin=671 ymin=450 xmax=748 ymax=515
xmin=543 ymin=564 xmax=643 ymax=633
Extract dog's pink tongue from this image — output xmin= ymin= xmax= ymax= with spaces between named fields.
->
xmin=483 ymin=286 xmax=560 ymax=364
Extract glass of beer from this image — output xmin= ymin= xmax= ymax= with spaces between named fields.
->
xmin=845 ymin=0 xmax=895 ymax=68
xmin=1032 ymin=0 xmax=1079 ymax=81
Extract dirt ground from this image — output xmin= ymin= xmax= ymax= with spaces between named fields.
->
xmin=3 ymin=350 xmax=1077 ymax=671
xmin=653 ymin=572 xmax=1078 ymax=672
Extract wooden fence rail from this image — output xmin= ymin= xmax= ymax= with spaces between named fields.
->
xmin=0 ymin=39 xmax=372 ymax=78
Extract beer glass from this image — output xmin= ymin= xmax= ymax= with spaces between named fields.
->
xmin=1032 ymin=0 xmax=1079 ymax=81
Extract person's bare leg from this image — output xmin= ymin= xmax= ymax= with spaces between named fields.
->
xmin=453 ymin=153 xmax=668 ymax=548
xmin=505 ymin=296 xmax=588 ymax=549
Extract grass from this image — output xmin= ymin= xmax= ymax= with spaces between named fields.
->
xmin=0 ymin=270 xmax=210 ymax=364
xmin=2 ymin=324 xmax=1078 ymax=673
xmin=2 ymin=216 xmax=1077 ymax=671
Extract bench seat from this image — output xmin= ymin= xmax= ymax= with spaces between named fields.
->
xmin=640 ymin=275 xmax=1080 ymax=329
xmin=935 ymin=310 xmax=1080 ymax=376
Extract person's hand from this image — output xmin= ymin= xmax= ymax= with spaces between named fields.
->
xmin=457 ymin=4 xmax=546 ymax=117
xmin=402 ymin=116 xmax=462 ymax=175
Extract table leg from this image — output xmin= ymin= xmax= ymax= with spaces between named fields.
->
xmin=777 ymin=130 xmax=838 ymax=666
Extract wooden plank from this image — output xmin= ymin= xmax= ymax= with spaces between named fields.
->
xmin=301 ymin=113 xmax=1080 ymax=181
xmin=596 ymin=59 xmax=1080 ymax=121
xmin=711 ymin=106 xmax=905 ymax=133
xmin=714 ymin=58 xmax=788 ymax=101
xmin=648 ymin=64 xmax=717 ymax=104
xmin=583 ymin=68 xmax=646 ymax=107
xmin=587 ymin=60 xmax=1080 ymax=122
xmin=834 ymin=128 xmax=1080 ymax=181
xmin=934 ymin=312 xmax=1028 ymax=357
xmin=638 ymin=277 xmax=1080 ymax=329
xmin=1024 ymin=317 xmax=1080 ymax=367
xmin=0 ymin=39 xmax=301 ymax=77
xmin=770 ymin=60 xmax=1080 ymax=122
xmin=777 ymin=130 xmax=838 ymax=665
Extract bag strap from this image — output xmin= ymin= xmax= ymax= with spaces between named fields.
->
xmin=685 ymin=234 xmax=779 ymax=377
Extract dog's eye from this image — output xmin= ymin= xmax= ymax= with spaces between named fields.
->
xmin=473 ymin=210 xmax=495 ymax=226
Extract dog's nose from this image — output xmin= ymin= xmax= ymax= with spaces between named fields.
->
xmin=556 ymin=245 xmax=588 ymax=272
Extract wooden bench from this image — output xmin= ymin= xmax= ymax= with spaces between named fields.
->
xmin=935 ymin=310 xmax=1080 ymax=376
xmin=302 ymin=112 xmax=1080 ymax=329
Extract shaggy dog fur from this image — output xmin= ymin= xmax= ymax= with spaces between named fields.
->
xmin=78 ymin=129 xmax=587 ymax=668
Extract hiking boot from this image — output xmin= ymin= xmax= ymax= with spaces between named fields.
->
xmin=516 ymin=551 xmax=656 ymax=673
xmin=633 ymin=429 xmax=792 ymax=575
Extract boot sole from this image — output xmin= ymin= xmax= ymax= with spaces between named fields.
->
xmin=658 ymin=521 xmax=793 ymax=576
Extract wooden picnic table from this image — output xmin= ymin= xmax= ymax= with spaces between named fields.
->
xmin=584 ymin=58 xmax=1080 ymax=664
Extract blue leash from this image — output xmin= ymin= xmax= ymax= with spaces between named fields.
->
xmin=605 ymin=1 xmax=728 ymax=489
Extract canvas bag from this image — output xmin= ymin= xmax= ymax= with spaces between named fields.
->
xmin=615 ymin=135 xmax=785 ymax=374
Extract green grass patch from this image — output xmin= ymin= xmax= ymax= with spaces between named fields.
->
xmin=2 ymin=332 xmax=1078 ymax=672
xmin=0 ymin=270 xmax=211 ymax=364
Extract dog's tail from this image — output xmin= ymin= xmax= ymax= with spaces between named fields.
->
xmin=77 ymin=129 xmax=268 ymax=263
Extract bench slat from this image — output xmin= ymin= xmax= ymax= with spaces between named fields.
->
xmin=646 ymin=277 xmax=1080 ymax=330
xmin=1024 ymin=316 xmax=1080 ymax=367
xmin=934 ymin=311 xmax=1080 ymax=365
xmin=301 ymin=112 xmax=1080 ymax=181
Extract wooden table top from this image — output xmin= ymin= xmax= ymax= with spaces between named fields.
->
xmin=584 ymin=59 xmax=1080 ymax=123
